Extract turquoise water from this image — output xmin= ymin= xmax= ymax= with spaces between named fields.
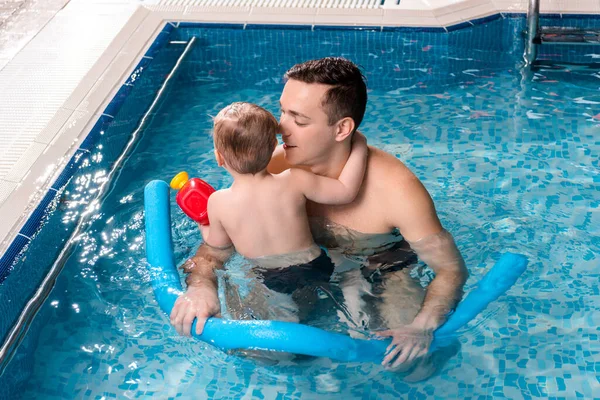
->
xmin=1 ymin=19 xmax=600 ymax=399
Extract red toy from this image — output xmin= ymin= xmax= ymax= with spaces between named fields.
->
xmin=170 ymin=171 xmax=215 ymax=225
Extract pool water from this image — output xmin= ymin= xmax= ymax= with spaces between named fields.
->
xmin=1 ymin=16 xmax=599 ymax=399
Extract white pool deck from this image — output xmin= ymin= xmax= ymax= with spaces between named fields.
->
xmin=0 ymin=0 xmax=598 ymax=257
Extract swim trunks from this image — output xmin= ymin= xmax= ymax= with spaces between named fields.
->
xmin=254 ymin=250 xmax=335 ymax=294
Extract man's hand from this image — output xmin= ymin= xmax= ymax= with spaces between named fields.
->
xmin=170 ymin=283 xmax=221 ymax=337
xmin=376 ymin=323 xmax=433 ymax=370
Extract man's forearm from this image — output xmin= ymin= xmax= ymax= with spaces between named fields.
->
xmin=183 ymin=242 xmax=233 ymax=289
xmin=412 ymin=270 xmax=467 ymax=330
xmin=408 ymin=229 xmax=468 ymax=331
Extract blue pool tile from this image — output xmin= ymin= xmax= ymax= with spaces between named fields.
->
xmin=125 ymin=56 xmax=153 ymax=86
xmin=564 ymin=13 xmax=600 ymax=19
xmin=245 ymin=24 xmax=312 ymax=30
xmin=503 ymin=13 xmax=526 ymax=18
xmin=79 ymin=115 xmax=113 ymax=152
xmin=102 ymin=84 xmax=133 ymax=118
xmin=541 ymin=13 xmax=563 ymax=19
xmin=161 ymin=22 xmax=174 ymax=34
xmin=143 ymin=30 xmax=171 ymax=59
xmin=0 ymin=235 xmax=30 ymax=284
xmin=176 ymin=22 xmax=244 ymax=29
xmin=50 ymin=150 xmax=87 ymax=191
xmin=381 ymin=26 xmax=446 ymax=32
xmin=469 ymin=14 xmax=502 ymax=26
xmin=19 ymin=191 xmax=57 ymax=238
xmin=313 ymin=25 xmax=381 ymax=32
xmin=446 ymin=22 xmax=473 ymax=32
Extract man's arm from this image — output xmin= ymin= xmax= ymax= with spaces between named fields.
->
xmin=393 ymin=177 xmax=467 ymax=330
xmin=376 ymin=163 xmax=468 ymax=368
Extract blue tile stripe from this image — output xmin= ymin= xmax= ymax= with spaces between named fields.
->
xmin=446 ymin=21 xmax=473 ymax=32
xmin=49 ymin=150 xmax=87 ymax=192
xmin=381 ymin=26 xmax=446 ymax=32
xmin=502 ymin=13 xmax=526 ymax=19
xmin=245 ymin=24 xmax=312 ymax=30
xmin=19 ymin=190 xmax=60 ymax=238
xmin=168 ymin=13 xmax=600 ymax=33
xmin=469 ymin=13 xmax=503 ymax=26
xmin=540 ymin=13 xmax=563 ymax=19
xmin=0 ymin=236 xmax=30 ymax=284
xmin=0 ymin=22 xmax=175 ymax=285
xmin=144 ymin=30 xmax=172 ymax=59
xmin=313 ymin=25 xmax=381 ymax=32
xmin=177 ymin=22 xmax=244 ymax=29
xmin=79 ymin=115 xmax=113 ymax=152
xmin=0 ymin=153 xmax=88 ymax=284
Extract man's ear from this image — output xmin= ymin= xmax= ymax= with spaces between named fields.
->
xmin=334 ymin=117 xmax=355 ymax=142
xmin=214 ymin=149 xmax=225 ymax=167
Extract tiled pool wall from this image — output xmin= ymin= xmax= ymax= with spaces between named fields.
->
xmin=170 ymin=15 xmax=600 ymax=94
xmin=1 ymin=11 xmax=600 ymax=386
xmin=171 ymin=16 xmax=525 ymax=92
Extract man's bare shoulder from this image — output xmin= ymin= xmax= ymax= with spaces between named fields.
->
xmin=368 ymin=146 xmax=420 ymax=188
xmin=367 ymin=146 xmax=442 ymax=240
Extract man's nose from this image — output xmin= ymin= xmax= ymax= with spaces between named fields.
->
xmin=278 ymin=119 xmax=290 ymax=137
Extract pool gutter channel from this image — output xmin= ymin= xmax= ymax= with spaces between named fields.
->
xmin=0 ymin=37 xmax=197 ymax=374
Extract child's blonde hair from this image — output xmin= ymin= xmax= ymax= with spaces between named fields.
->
xmin=213 ymin=102 xmax=278 ymax=174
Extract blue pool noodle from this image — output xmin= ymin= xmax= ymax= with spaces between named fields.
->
xmin=144 ymin=180 xmax=528 ymax=363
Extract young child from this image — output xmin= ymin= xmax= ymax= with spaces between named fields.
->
xmin=200 ymin=102 xmax=368 ymax=294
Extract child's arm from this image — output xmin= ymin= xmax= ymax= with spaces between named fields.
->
xmin=198 ymin=193 xmax=234 ymax=250
xmin=170 ymin=193 xmax=233 ymax=337
xmin=289 ymin=132 xmax=368 ymax=205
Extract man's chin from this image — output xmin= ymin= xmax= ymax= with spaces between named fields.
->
xmin=283 ymin=150 xmax=302 ymax=166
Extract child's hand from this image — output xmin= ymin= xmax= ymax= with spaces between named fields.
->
xmin=352 ymin=130 xmax=368 ymax=145
xmin=350 ymin=131 xmax=368 ymax=162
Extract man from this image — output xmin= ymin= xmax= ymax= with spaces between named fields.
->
xmin=170 ymin=57 xmax=468 ymax=371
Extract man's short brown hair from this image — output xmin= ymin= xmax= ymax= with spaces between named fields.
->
xmin=284 ymin=57 xmax=367 ymax=132
xmin=213 ymin=102 xmax=278 ymax=174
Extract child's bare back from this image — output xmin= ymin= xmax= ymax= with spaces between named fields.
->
xmin=200 ymin=102 xmax=368 ymax=264
xmin=206 ymin=171 xmax=315 ymax=259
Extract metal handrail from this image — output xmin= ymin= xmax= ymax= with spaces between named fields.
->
xmin=524 ymin=0 xmax=540 ymax=66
